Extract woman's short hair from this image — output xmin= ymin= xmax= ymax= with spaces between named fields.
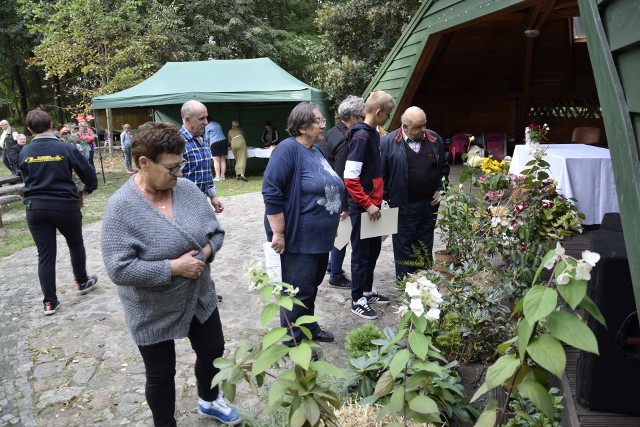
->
xmin=287 ymin=102 xmax=320 ymax=137
xmin=232 ymin=120 xmax=240 ymax=128
xmin=131 ymin=122 xmax=185 ymax=167
xmin=365 ymin=91 xmax=395 ymax=114
xmin=338 ymin=95 xmax=366 ymax=121
xmin=25 ymin=109 xmax=53 ymax=134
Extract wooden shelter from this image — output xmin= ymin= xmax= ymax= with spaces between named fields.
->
xmin=367 ymin=0 xmax=640 ymax=316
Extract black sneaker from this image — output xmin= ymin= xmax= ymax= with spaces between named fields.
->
xmin=312 ymin=330 xmax=334 ymax=342
xmin=365 ymin=291 xmax=390 ymax=305
xmin=44 ymin=300 xmax=61 ymax=316
xmin=351 ymin=297 xmax=378 ymax=320
xmin=76 ymin=275 xmax=98 ymax=295
xmin=328 ymin=276 xmax=351 ymax=289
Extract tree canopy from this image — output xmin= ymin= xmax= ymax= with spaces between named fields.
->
xmin=0 ymin=0 xmax=420 ymax=124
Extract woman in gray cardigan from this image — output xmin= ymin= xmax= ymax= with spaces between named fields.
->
xmin=101 ymin=122 xmax=241 ymax=426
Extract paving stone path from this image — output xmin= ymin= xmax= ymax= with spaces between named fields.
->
xmin=0 ymin=191 xmax=444 ymax=426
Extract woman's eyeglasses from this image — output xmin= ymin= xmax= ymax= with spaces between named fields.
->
xmin=314 ymin=117 xmax=327 ymax=126
xmin=149 ymin=158 xmax=187 ymax=175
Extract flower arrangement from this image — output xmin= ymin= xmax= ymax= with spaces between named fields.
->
xmin=397 ymin=270 xmax=443 ymax=321
xmin=525 ymin=122 xmax=549 ymax=144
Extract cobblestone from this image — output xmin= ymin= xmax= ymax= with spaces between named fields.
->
xmin=0 ymin=191 xmax=443 ymax=426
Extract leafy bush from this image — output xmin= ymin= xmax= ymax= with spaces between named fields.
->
xmin=345 ymin=323 xmax=385 ymax=358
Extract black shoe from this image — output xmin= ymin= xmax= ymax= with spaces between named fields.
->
xmin=351 ymin=297 xmax=378 ymax=320
xmin=313 ymin=330 xmax=334 ymax=342
xmin=217 ymin=295 xmax=223 ymax=302
xmin=365 ymin=291 xmax=390 ymax=305
xmin=239 ymin=175 xmax=248 ymax=182
xmin=328 ymin=276 xmax=351 ymax=289
xmin=76 ymin=275 xmax=98 ymax=295
xmin=44 ymin=300 xmax=61 ymax=316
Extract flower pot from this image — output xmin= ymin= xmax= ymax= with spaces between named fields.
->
xmin=433 ymin=250 xmax=455 ymax=280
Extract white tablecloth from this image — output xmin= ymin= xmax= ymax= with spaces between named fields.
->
xmin=509 ymin=144 xmax=619 ymax=225
xmin=226 ymin=147 xmax=272 ymax=160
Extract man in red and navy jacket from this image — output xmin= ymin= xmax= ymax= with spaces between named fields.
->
xmin=380 ymin=106 xmax=450 ymax=282
xmin=344 ymin=91 xmax=395 ymax=321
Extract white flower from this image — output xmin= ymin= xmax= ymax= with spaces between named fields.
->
xmin=426 ymin=308 xmax=441 ymax=321
xmin=409 ymin=298 xmax=425 ymax=317
xmin=575 ymin=261 xmax=592 ymax=281
xmin=556 ymin=272 xmax=571 ymax=285
xmin=468 ymin=155 xmax=483 ymax=167
xmin=581 ymin=250 xmax=600 ymax=267
xmin=316 ymin=185 xmax=342 ymax=215
xmin=397 ymin=305 xmax=409 ymax=317
xmin=405 ymin=281 xmax=421 ymax=297
xmin=554 ymin=242 xmax=565 ymax=257
xmin=503 ymin=156 xmax=512 ymax=163
xmin=289 ymin=287 xmax=300 ymax=296
xmin=544 ymin=243 xmax=565 ymax=270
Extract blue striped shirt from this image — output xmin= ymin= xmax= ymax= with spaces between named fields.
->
xmin=179 ymin=126 xmax=214 ymax=195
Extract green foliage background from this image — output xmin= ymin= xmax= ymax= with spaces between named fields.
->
xmin=0 ymin=0 xmax=421 ymax=123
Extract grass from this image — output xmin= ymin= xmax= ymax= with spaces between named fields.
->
xmin=0 ymin=155 xmax=263 ymax=258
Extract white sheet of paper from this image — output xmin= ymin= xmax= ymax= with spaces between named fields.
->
xmin=360 ymin=207 xmax=399 ymax=239
xmin=263 ymin=242 xmax=282 ymax=282
xmin=333 ymin=217 xmax=352 ymax=250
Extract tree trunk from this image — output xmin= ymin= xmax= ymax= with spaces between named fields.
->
xmin=12 ymin=64 xmax=28 ymax=116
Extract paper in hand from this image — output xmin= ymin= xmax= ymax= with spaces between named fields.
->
xmin=360 ymin=207 xmax=399 ymax=239
xmin=263 ymin=242 xmax=282 ymax=282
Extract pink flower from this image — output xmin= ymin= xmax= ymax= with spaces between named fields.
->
xmin=541 ymin=199 xmax=554 ymax=209
xmin=478 ymin=175 xmax=487 ymax=183
xmin=515 ymin=203 xmax=526 ymax=213
xmin=518 ymin=244 xmax=526 ymax=252
xmin=487 ymin=190 xmax=502 ymax=201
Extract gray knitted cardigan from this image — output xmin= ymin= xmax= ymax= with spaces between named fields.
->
xmin=101 ymin=177 xmax=224 ymax=346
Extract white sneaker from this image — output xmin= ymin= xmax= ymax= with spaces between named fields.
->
xmin=198 ymin=394 xmax=242 ymax=425
xmin=213 ymin=176 xmax=222 ymax=181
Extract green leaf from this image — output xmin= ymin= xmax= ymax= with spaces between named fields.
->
xmin=374 ymin=370 xmax=396 ymax=397
xmin=293 ymin=315 xmax=321 ymax=326
xmin=497 ymin=336 xmax=517 ymax=355
xmin=556 ymin=275 xmax=587 ymax=309
xmin=268 ymin=380 xmax=289 ymax=409
xmin=526 ymin=334 xmax=566 ymax=379
xmin=579 ymin=294 xmax=607 ymax=327
xmin=523 ymin=285 xmax=558 ymax=323
xmin=484 ymin=354 xmax=521 ymax=390
xmin=389 ymin=349 xmax=411 ymax=377
xmin=470 ymin=382 xmax=489 ymax=403
xmin=262 ymin=327 xmax=289 ymax=349
xmin=289 ymin=403 xmax=307 ymax=427
xmin=408 ymin=330 xmax=430 ymax=360
xmin=302 ymin=397 xmax=320 ymax=426
xmin=252 ymin=344 xmax=289 ymax=375
xmin=310 ymin=361 xmax=347 ymax=377
xmin=278 ymin=295 xmax=294 ymax=311
xmin=260 ymin=302 xmax=279 ymax=327
xmin=387 ymin=386 xmax=405 ymax=415
xmin=474 ymin=400 xmax=498 ymax=427
xmin=408 ymin=394 xmax=439 ymax=414
xmin=535 ymin=250 xmax=556 ymax=283
xmin=289 ymin=343 xmax=312 ymax=370
xmin=260 ymin=285 xmax=274 ymax=301
xmin=518 ymin=380 xmax=555 ymax=420
xmin=517 ymin=317 xmax=535 ymax=362
xmin=548 ymin=311 xmax=599 ymax=354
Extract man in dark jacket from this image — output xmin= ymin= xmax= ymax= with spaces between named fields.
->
xmin=20 ymin=109 xmax=99 ymax=315
xmin=319 ymin=95 xmax=365 ymax=289
xmin=380 ymin=106 xmax=450 ymax=282
xmin=1 ymin=119 xmax=19 ymax=173
xmin=9 ymin=133 xmax=27 ymax=176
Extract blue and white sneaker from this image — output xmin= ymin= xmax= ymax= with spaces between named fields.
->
xmin=198 ymin=394 xmax=242 ymax=425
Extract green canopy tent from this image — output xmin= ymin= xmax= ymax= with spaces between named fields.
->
xmin=92 ymin=58 xmax=330 ymax=147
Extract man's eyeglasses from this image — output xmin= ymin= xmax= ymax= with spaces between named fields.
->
xmin=314 ymin=117 xmax=327 ymax=126
xmin=149 ymin=158 xmax=187 ymax=175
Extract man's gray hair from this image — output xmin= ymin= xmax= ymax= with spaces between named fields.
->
xmin=0 ymin=120 xmax=8 ymax=126
xmin=337 ymin=95 xmax=365 ymax=121
xmin=181 ymin=100 xmax=202 ymax=119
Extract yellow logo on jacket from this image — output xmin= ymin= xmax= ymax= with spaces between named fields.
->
xmin=24 ymin=155 xmax=64 ymax=163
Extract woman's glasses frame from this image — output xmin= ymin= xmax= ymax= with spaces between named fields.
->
xmin=149 ymin=158 xmax=187 ymax=175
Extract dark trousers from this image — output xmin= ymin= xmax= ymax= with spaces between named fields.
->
xmin=280 ymin=251 xmax=328 ymax=344
xmin=328 ymin=245 xmax=347 ymax=281
xmin=350 ymin=213 xmax=382 ymax=302
xmin=3 ymin=149 xmax=14 ymax=174
xmin=88 ymin=144 xmax=95 ymax=168
xmin=138 ymin=310 xmax=224 ymax=427
xmin=392 ymin=200 xmax=437 ymax=282
xmin=26 ymin=208 xmax=88 ymax=304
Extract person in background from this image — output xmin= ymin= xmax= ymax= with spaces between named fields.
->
xmin=262 ymin=102 xmax=343 ymax=361
xmin=205 ymin=118 xmax=228 ymax=181
xmin=319 ymin=95 xmax=366 ymax=289
xmin=344 ymin=91 xmax=395 ymax=320
xmin=381 ymin=106 xmax=450 ymax=282
xmin=228 ymin=120 xmax=248 ymax=182
xmin=101 ymin=122 xmax=241 ymax=426
xmin=1 ymin=119 xmax=19 ymax=173
xmin=77 ymin=120 xmax=97 ymax=168
xmin=19 ymin=109 xmax=99 ymax=316
xmin=9 ymin=133 xmax=27 ymax=177
xmin=120 ymin=124 xmax=134 ymax=173
xmin=261 ymin=120 xmax=279 ymax=147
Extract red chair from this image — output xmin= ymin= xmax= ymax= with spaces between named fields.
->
xmin=448 ymin=133 xmax=470 ymax=165
xmin=483 ymin=132 xmax=507 ymax=161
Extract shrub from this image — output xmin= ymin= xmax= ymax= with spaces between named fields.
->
xmin=345 ymin=323 xmax=385 ymax=358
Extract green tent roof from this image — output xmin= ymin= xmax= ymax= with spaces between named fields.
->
xmin=92 ymin=58 xmax=326 ymax=109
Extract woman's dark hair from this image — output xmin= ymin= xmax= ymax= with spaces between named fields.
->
xmin=286 ymin=102 xmax=319 ymax=137
xmin=265 ymin=120 xmax=272 ymax=127
xmin=25 ymin=109 xmax=53 ymax=134
xmin=131 ymin=122 xmax=185 ymax=168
